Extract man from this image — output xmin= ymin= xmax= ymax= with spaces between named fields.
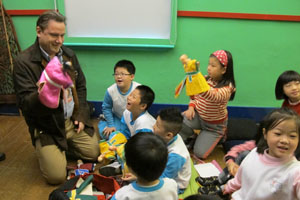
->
xmin=13 ymin=10 xmax=99 ymax=185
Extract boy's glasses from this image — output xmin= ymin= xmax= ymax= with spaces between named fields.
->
xmin=112 ymin=73 xmax=131 ymax=77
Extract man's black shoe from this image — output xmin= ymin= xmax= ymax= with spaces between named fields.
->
xmin=0 ymin=152 xmax=6 ymax=161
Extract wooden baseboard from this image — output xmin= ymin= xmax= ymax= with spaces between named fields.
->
xmin=0 ymin=94 xmax=16 ymax=104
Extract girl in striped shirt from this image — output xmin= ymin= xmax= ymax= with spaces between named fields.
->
xmin=179 ymin=50 xmax=236 ymax=159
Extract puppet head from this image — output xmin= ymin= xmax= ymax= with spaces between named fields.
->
xmin=38 ymin=56 xmax=73 ymax=108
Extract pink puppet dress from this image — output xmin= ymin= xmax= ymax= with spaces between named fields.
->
xmin=37 ymin=56 xmax=73 ymax=108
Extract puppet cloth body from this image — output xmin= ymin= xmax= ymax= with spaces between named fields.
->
xmin=98 ymin=131 xmax=127 ymax=163
xmin=37 ymin=56 xmax=73 ymax=108
xmin=175 ymin=59 xmax=210 ymax=98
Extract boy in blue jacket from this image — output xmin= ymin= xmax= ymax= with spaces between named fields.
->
xmin=98 ymin=60 xmax=140 ymax=140
xmin=153 ymin=107 xmax=191 ymax=194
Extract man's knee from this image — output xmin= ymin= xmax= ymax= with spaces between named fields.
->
xmin=76 ymin=139 xmax=100 ymax=161
xmin=88 ymin=134 xmax=101 ymax=160
xmin=44 ymin=168 xmax=66 ymax=185
xmin=84 ymin=144 xmax=100 ymax=161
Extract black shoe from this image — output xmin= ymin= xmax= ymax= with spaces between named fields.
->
xmin=0 ymin=152 xmax=6 ymax=161
xmin=99 ymin=114 xmax=106 ymax=121
xmin=196 ymin=176 xmax=219 ymax=186
xmin=184 ymin=135 xmax=196 ymax=150
xmin=198 ymin=184 xmax=222 ymax=195
xmin=99 ymin=161 xmax=122 ymax=177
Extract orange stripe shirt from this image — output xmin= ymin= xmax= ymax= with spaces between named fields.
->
xmin=189 ymin=78 xmax=234 ymax=123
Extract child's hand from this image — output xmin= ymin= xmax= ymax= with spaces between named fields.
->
xmin=227 ymin=161 xmax=239 ymax=176
xmin=122 ymin=173 xmax=137 ymax=182
xmin=183 ymin=106 xmax=195 ymax=120
xmin=223 ymin=184 xmax=228 ymax=195
xmin=103 ymin=127 xmax=116 ymax=136
xmin=108 ymin=145 xmax=118 ymax=151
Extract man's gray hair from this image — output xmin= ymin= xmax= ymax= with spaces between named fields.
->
xmin=36 ymin=10 xmax=66 ymax=30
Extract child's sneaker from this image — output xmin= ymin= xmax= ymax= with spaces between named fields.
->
xmin=195 ymin=176 xmax=219 ymax=186
xmin=184 ymin=134 xmax=197 ymax=151
xmin=99 ymin=114 xmax=106 ymax=121
xmin=198 ymin=184 xmax=222 ymax=195
xmin=99 ymin=161 xmax=122 ymax=177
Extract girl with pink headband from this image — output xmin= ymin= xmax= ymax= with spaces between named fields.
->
xmin=178 ymin=50 xmax=236 ymax=159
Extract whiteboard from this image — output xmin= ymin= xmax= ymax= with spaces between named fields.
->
xmin=58 ymin=0 xmax=177 ymax=47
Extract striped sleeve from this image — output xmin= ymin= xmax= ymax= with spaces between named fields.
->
xmin=193 ymin=82 xmax=234 ymax=122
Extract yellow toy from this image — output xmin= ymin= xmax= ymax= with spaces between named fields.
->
xmin=109 ymin=144 xmax=129 ymax=175
xmin=98 ymin=131 xmax=127 ymax=163
xmin=175 ymin=54 xmax=210 ymax=98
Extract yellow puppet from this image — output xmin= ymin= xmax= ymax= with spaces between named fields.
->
xmin=98 ymin=131 xmax=129 ymax=175
xmin=175 ymin=54 xmax=210 ymax=98
xmin=98 ymin=131 xmax=127 ymax=163
xmin=109 ymin=144 xmax=129 ymax=175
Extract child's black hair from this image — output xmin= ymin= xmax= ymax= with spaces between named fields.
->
xmin=136 ymin=85 xmax=155 ymax=110
xmin=256 ymin=107 xmax=300 ymax=154
xmin=275 ymin=70 xmax=300 ymax=100
xmin=158 ymin=107 xmax=183 ymax=136
xmin=125 ymin=132 xmax=168 ymax=182
xmin=184 ymin=194 xmax=222 ymax=200
xmin=114 ymin=60 xmax=136 ymax=75
xmin=209 ymin=50 xmax=236 ymax=100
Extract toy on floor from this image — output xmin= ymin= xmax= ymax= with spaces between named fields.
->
xmin=109 ymin=143 xmax=129 ymax=175
xmin=175 ymin=54 xmax=210 ymax=98
xmin=67 ymin=160 xmax=96 ymax=179
xmin=98 ymin=131 xmax=127 ymax=164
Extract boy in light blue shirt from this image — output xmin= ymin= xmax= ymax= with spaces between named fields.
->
xmin=120 ymin=85 xmax=156 ymax=139
xmin=153 ymin=107 xmax=192 ymax=194
xmin=98 ymin=60 xmax=140 ymax=140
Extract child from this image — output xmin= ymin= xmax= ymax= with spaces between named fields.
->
xmin=98 ymin=60 xmax=140 ymax=140
xmin=111 ymin=132 xmax=178 ymax=200
xmin=179 ymin=50 xmax=236 ymax=159
xmin=153 ymin=107 xmax=191 ymax=194
xmin=198 ymin=111 xmax=300 ymax=196
xmin=275 ymin=70 xmax=300 ymax=115
xmin=99 ymin=85 xmax=155 ymax=175
xmin=275 ymin=70 xmax=300 ymax=159
xmin=223 ymin=108 xmax=300 ymax=199
xmin=120 ymin=85 xmax=156 ymax=139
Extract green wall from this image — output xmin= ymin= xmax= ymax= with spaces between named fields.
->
xmin=4 ymin=0 xmax=300 ymax=107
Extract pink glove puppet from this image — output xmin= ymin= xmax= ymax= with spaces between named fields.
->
xmin=37 ymin=56 xmax=73 ymax=108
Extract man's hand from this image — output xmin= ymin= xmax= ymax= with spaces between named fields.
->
xmin=74 ymin=120 xmax=85 ymax=133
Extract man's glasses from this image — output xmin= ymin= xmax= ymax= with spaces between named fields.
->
xmin=112 ymin=73 xmax=131 ymax=77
